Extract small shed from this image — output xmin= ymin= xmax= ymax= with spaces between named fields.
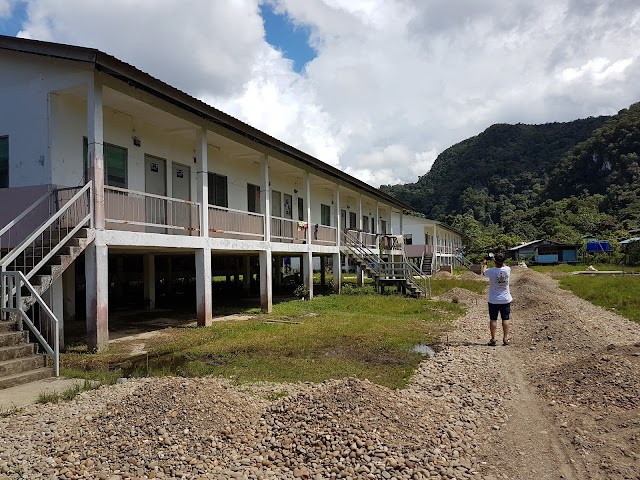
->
xmin=509 ymin=240 xmax=580 ymax=264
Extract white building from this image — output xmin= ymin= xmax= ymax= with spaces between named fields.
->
xmin=0 ymin=36 xmax=433 ymax=386
xmin=392 ymin=214 xmax=463 ymax=274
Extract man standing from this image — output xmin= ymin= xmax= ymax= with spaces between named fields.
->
xmin=483 ymin=253 xmax=512 ymax=346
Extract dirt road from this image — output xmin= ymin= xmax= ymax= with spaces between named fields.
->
xmin=1 ymin=268 xmax=639 ymax=479
xmin=445 ymin=268 xmax=640 ymax=480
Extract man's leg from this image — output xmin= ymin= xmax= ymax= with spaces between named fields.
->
xmin=489 ymin=320 xmax=497 ymax=341
xmin=502 ymin=320 xmax=510 ymax=343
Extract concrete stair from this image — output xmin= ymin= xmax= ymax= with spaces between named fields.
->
xmin=421 ymin=253 xmax=433 ymax=276
xmin=0 ymin=227 xmax=94 ymax=389
xmin=0 ymin=322 xmax=51 ymax=390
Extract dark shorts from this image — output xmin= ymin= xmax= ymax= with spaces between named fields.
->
xmin=488 ymin=302 xmax=511 ymax=321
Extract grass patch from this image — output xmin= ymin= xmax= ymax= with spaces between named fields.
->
xmin=62 ymin=294 xmax=463 ymax=389
xmin=430 ymin=278 xmax=486 ymax=296
xmin=531 ymin=263 xmax=640 ymax=274
xmin=558 ymin=275 xmax=640 ymax=324
xmin=0 ymin=405 xmax=20 ymax=418
xmin=35 ymin=379 xmax=103 ymax=405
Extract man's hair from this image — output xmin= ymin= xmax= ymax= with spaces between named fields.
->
xmin=494 ymin=253 xmax=506 ymax=264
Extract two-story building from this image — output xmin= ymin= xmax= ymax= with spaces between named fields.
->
xmin=0 ymin=33 xmax=421 ymax=385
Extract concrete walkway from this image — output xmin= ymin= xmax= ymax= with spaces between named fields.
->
xmin=0 ymin=377 xmax=80 ymax=410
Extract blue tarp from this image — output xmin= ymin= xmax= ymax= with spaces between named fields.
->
xmin=587 ymin=241 xmax=610 ymax=252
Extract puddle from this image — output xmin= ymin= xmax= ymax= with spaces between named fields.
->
xmin=412 ymin=344 xmax=435 ymax=357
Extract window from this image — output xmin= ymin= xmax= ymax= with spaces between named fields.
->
xmin=247 ymin=183 xmax=260 ymax=213
xmin=340 ymin=209 xmax=346 ymax=230
xmin=208 ymin=172 xmax=228 ymax=207
xmin=83 ymin=138 xmax=128 ymax=188
xmin=321 ymin=204 xmax=331 ymax=226
xmin=349 ymin=211 xmax=357 ymax=229
xmin=298 ymin=197 xmax=304 ymax=221
xmin=362 ymin=215 xmax=369 ymax=233
xmin=405 ymin=234 xmax=413 ymax=245
xmin=381 ymin=220 xmax=387 ymax=234
xmin=0 ymin=136 xmax=8 ymax=188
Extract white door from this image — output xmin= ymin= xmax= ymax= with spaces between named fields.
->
xmin=172 ymin=164 xmax=191 ymax=235
xmin=145 ymin=155 xmax=166 ymax=233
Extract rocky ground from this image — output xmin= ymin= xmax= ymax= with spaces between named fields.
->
xmin=1 ymin=268 xmax=639 ymax=479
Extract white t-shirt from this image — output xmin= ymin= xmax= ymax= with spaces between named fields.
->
xmin=483 ymin=266 xmax=512 ymax=304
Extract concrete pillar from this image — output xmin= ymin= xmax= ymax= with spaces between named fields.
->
xmin=167 ymin=256 xmax=173 ymax=300
xmin=62 ymin=265 xmax=76 ymax=323
xmin=304 ymin=171 xmax=311 ymax=245
xmin=85 ymin=242 xmax=109 ymax=351
xmin=332 ymin=253 xmax=341 ymax=293
xmin=143 ymin=254 xmax=156 ymax=309
xmin=243 ymin=256 xmax=251 ymax=294
xmin=335 ymin=185 xmax=341 ymax=248
xmin=303 ymin=251 xmax=314 ymax=299
xmin=259 ymin=249 xmax=273 ymax=312
xmin=320 ymin=256 xmax=326 ymax=286
xmin=390 ymin=209 xmax=394 ymax=235
xmin=196 ymin=127 xmax=209 ymax=237
xmin=87 ymin=74 xmax=104 ymax=230
xmin=44 ymin=275 xmax=64 ymax=347
xmin=356 ymin=194 xmax=363 ymax=286
xmin=399 ymin=211 xmax=404 ymax=235
xmin=195 ymin=248 xmax=212 ymax=326
xmin=262 ymin=155 xmax=271 ymax=241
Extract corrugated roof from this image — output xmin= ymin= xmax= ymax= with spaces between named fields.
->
xmin=0 ymin=34 xmax=413 ymax=211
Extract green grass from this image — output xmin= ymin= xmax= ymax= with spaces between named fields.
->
xmin=558 ymin=275 xmax=640 ymax=324
xmin=0 ymin=405 xmax=20 ymax=418
xmin=531 ymin=263 xmax=640 ymax=274
xmin=430 ymin=278 xmax=487 ymax=296
xmin=63 ymin=294 xmax=464 ymax=389
xmin=35 ymin=379 xmax=103 ymax=405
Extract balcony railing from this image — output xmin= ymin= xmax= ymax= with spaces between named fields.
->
xmin=104 ymin=186 xmax=200 ymax=234
xmin=208 ymin=205 xmax=265 ymax=240
xmin=312 ymin=225 xmax=337 ymax=245
xmin=345 ymin=229 xmax=378 ymax=249
xmin=271 ymin=217 xmax=306 ymax=243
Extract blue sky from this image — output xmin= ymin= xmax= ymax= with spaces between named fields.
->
xmin=0 ymin=0 xmax=26 ymax=36
xmin=2 ymin=1 xmax=639 ymax=186
xmin=259 ymin=2 xmax=316 ymax=73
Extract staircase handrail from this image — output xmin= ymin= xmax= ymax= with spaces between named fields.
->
xmin=0 ymin=182 xmax=93 ymax=281
xmin=0 ymin=190 xmax=53 ymax=245
xmin=404 ymin=260 xmax=431 ymax=297
xmin=341 ymin=230 xmax=383 ymax=276
xmin=1 ymin=270 xmax=59 ymax=376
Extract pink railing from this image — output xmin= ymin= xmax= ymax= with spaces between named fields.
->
xmin=105 ymin=186 xmax=200 ymax=234
xmin=208 ymin=205 xmax=264 ymax=240
xmin=271 ymin=217 xmax=306 ymax=243
xmin=312 ymin=225 xmax=337 ymax=245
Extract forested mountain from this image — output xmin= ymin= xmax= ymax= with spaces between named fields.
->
xmin=381 ymin=102 xmax=640 ymax=253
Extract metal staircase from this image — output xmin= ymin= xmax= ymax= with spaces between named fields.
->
xmin=0 ymin=182 xmax=93 ymax=389
xmin=341 ymin=231 xmax=430 ymax=298
xmin=420 ymin=249 xmax=434 ymax=276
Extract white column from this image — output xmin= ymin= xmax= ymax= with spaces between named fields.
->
xmin=143 ymin=254 xmax=156 ymax=309
xmin=375 ymin=201 xmax=380 ymax=237
xmin=335 ymin=185 xmax=341 ymax=248
xmin=259 ymin=249 xmax=273 ymax=312
xmin=332 ymin=253 xmax=341 ymax=293
xmin=88 ymin=74 xmax=104 ymax=230
xmin=304 ymin=251 xmax=314 ymax=299
xmin=196 ymin=127 xmax=208 ymax=237
xmin=399 ymin=211 xmax=404 ymax=235
xmin=85 ymin=242 xmax=109 ymax=351
xmin=389 ymin=209 xmax=395 ymax=234
xmin=262 ymin=155 xmax=271 ymax=241
xmin=195 ymin=248 xmax=212 ymax=326
xmin=305 ymin=171 xmax=311 ymax=245
xmin=356 ymin=194 xmax=363 ymax=286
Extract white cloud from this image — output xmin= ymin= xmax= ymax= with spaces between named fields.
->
xmin=11 ymin=0 xmax=640 ymax=188
xmin=0 ymin=0 xmax=13 ymax=17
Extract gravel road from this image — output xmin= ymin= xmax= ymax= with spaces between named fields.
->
xmin=1 ymin=268 xmax=639 ymax=479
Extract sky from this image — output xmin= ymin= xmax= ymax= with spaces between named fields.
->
xmin=1 ymin=0 xmax=639 ymax=187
